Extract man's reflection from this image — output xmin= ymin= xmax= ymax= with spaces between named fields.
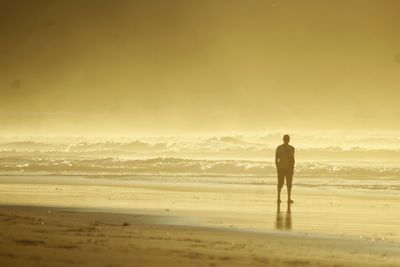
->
xmin=275 ymin=202 xmax=292 ymax=230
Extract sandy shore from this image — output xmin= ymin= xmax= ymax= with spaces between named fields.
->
xmin=0 ymin=175 xmax=399 ymax=266
xmin=0 ymin=205 xmax=399 ymax=267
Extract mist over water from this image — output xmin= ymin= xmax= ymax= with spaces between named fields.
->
xmin=1 ymin=132 xmax=400 ymax=181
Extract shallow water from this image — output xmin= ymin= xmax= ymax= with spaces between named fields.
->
xmin=0 ymin=175 xmax=398 ymax=243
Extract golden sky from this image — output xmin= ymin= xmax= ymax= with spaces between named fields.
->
xmin=1 ymin=0 xmax=400 ymax=135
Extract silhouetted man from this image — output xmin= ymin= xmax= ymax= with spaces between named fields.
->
xmin=275 ymin=134 xmax=295 ymax=203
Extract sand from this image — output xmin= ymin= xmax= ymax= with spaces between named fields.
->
xmin=0 ymin=175 xmax=399 ymax=267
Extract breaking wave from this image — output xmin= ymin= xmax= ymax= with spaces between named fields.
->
xmin=1 ymin=134 xmax=400 ymax=160
xmin=0 ymin=134 xmax=400 ymax=178
xmin=1 ymin=157 xmax=400 ymax=178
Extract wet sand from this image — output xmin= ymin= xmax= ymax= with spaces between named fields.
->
xmin=0 ymin=175 xmax=399 ymax=266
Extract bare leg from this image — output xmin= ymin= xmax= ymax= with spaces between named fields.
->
xmin=287 ymin=184 xmax=293 ymax=203
xmin=287 ymin=168 xmax=294 ymax=203
xmin=277 ymin=169 xmax=284 ymax=203
xmin=277 ymin=184 xmax=283 ymax=203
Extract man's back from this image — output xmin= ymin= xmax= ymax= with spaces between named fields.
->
xmin=275 ymin=144 xmax=295 ymax=169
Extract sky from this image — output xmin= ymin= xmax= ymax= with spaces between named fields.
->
xmin=1 ymin=0 xmax=400 ymax=135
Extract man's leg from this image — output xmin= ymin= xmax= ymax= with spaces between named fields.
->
xmin=277 ymin=169 xmax=284 ymax=203
xmin=286 ymin=168 xmax=294 ymax=203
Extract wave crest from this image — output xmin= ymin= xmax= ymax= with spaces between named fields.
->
xmin=1 ymin=157 xmax=400 ymax=178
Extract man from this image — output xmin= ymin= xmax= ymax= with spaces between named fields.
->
xmin=275 ymin=134 xmax=295 ymax=203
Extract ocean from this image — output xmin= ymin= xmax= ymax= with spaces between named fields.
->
xmin=0 ymin=133 xmax=399 ymax=191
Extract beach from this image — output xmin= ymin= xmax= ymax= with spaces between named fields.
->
xmin=0 ymin=175 xmax=399 ymax=267
xmin=2 ymin=0 xmax=400 ymax=265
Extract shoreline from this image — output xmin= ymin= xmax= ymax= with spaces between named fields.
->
xmin=0 ymin=202 xmax=397 ymax=245
xmin=0 ymin=205 xmax=399 ymax=267
xmin=0 ymin=175 xmax=399 ymax=242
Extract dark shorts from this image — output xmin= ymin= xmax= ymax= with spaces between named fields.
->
xmin=277 ymin=168 xmax=294 ymax=187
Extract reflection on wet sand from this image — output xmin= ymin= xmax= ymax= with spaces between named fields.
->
xmin=275 ymin=203 xmax=292 ymax=230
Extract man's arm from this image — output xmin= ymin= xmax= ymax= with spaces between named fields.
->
xmin=275 ymin=147 xmax=279 ymax=168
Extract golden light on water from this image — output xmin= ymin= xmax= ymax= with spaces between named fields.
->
xmin=1 ymin=3 xmax=400 ymax=267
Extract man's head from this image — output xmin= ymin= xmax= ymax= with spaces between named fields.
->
xmin=283 ymin=134 xmax=290 ymax=144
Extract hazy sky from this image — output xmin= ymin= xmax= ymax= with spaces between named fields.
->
xmin=1 ymin=0 xmax=400 ymax=135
